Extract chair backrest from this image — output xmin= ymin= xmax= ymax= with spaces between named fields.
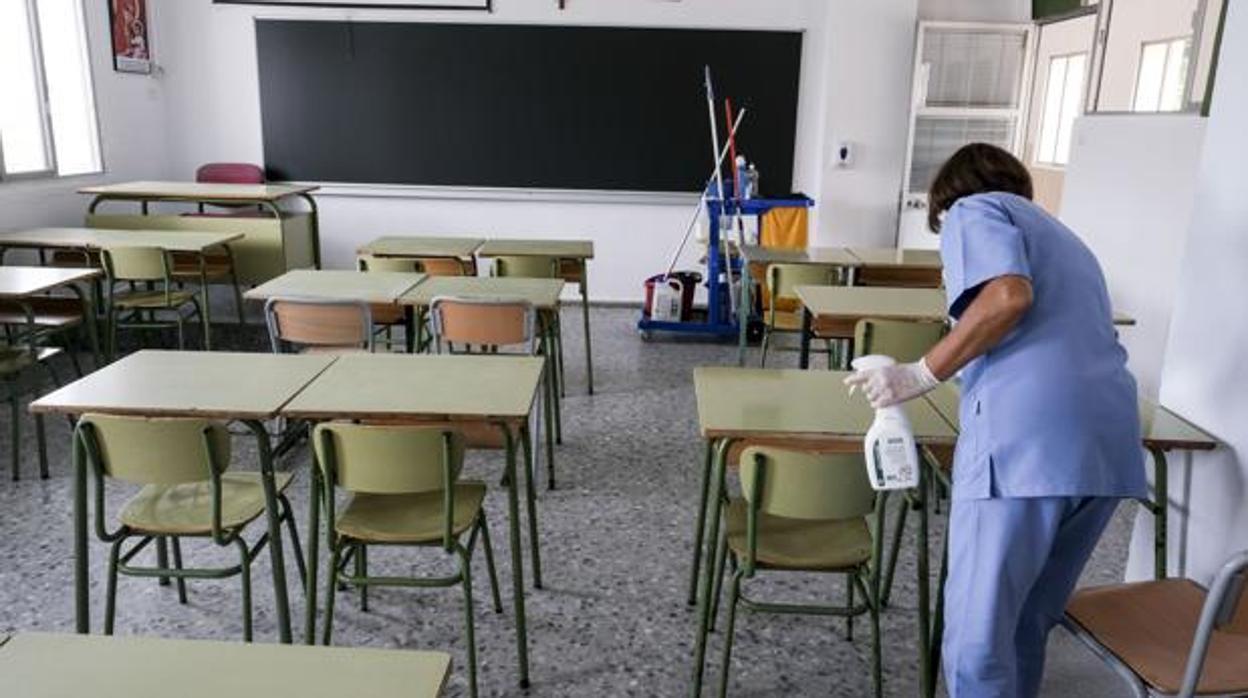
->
xmin=418 ymin=257 xmax=470 ymax=277
xmin=195 ymin=162 xmax=265 ymax=185
xmin=264 ymin=297 xmax=373 ymax=353
xmin=358 ymin=255 xmax=424 ymax=273
xmin=430 ymin=296 xmax=535 ymax=350
xmin=765 ymin=263 xmax=840 ymax=312
xmin=313 ymin=422 xmax=464 ymax=494
xmin=102 ymin=246 xmax=170 ymax=282
xmin=739 ymin=446 xmax=875 ymax=521
xmin=492 ymin=255 xmax=559 ymax=279
xmin=853 ymin=318 xmax=946 ymax=363
xmin=78 ymin=413 xmax=230 ymax=485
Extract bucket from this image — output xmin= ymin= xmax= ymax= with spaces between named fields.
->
xmin=644 ymin=271 xmax=701 ymax=321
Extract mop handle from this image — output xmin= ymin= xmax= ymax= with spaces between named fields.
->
xmin=663 ymin=108 xmax=747 ymax=278
xmin=704 ymin=67 xmax=737 ymax=315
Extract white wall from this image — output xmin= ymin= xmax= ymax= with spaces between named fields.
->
xmin=0 ymin=1 xmax=169 ymax=234
xmin=1139 ymin=0 xmax=1248 ymax=584
xmin=1058 ymin=114 xmax=1206 ymax=398
xmin=150 ymin=0 xmax=929 ymax=301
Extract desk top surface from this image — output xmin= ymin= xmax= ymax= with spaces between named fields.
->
xmin=0 ymin=266 xmax=101 ymax=298
xmin=0 ymin=632 xmax=448 ymax=698
xmin=30 ymin=350 xmax=336 ymax=420
xmin=80 ymin=180 xmax=318 ymax=201
xmin=281 ymin=353 xmax=544 ymax=422
xmin=739 ymin=245 xmax=858 ymax=266
xmin=402 ymin=276 xmax=565 ymax=309
xmin=0 ymin=227 xmax=244 ymax=251
xmin=358 ymin=236 xmax=484 ymax=258
xmin=476 ymin=239 xmax=594 ymax=259
xmin=796 ymin=285 xmax=949 ymax=321
xmin=848 ymin=247 xmax=943 ymax=269
xmin=694 ymin=366 xmax=956 ymax=444
xmin=245 ymin=269 xmax=426 ymax=304
xmin=924 ymin=383 xmax=1218 ymax=451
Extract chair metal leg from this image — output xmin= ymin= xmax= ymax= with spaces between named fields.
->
xmin=34 ymin=412 xmax=48 ymax=479
xmin=236 ymin=537 xmax=253 ymax=642
xmin=458 ymin=546 xmax=480 ymax=698
xmin=845 ymin=574 xmax=855 ymax=641
xmin=478 ymin=514 xmax=504 ymax=613
xmin=175 ymin=314 xmax=185 ymax=351
xmin=280 ymin=495 xmax=307 ymax=592
xmin=520 ymin=424 xmax=543 ymax=589
xmin=322 ymin=544 xmax=342 ymax=645
xmin=709 ymin=528 xmax=728 ymax=632
xmin=357 ymin=544 xmax=369 ymax=612
xmin=759 ymin=329 xmax=771 ymax=367
xmin=716 ymin=571 xmax=743 ymax=698
xmin=171 ymin=537 xmax=188 ymax=604
xmin=881 ymin=497 xmax=909 ymax=607
xmin=10 ymin=386 xmax=20 ymax=481
xmin=156 ymin=537 xmax=171 ymax=587
xmin=104 ymin=539 xmax=124 ymax=635
xmin=687 ymin=441 xmax=714 ymax=607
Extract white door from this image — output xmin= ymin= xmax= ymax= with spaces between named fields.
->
xmin=898 ymin=21 xmax=1036 ymax=249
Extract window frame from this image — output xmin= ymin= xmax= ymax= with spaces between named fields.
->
xmin=0 ymin=0 xmax=104 ymax=183
xmin=1034 ymin=50 xmax=1089 ymax=168
xmin=1130 ymin=36 xmax=1191 ymax=113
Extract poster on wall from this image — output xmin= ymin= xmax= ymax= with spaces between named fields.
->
xmin=212 ymin=0 xmax=490 ymax=9
xmin=109 ymin=0 xmax=152 ymax=74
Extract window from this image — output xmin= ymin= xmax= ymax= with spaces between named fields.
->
xmin=1132 ymin=38 xmax=1190 ymax=112
xmin=1036 ymin=53 xmax=1087 ymax=166
xmin=0 ymin=0 xmax=102 ymax=180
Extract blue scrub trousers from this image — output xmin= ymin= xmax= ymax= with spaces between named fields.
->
xmin=942 ymin=496 xmax=1122 ymax=697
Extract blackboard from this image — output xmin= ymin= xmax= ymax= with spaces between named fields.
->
xmin=255 ymin=20 xmax=803 ymax=193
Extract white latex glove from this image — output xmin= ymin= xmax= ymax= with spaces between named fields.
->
xmin=844 ymin=358 xmax=941 ymax=408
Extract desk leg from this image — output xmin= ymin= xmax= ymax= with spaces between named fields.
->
xmin=199 ymin=257 xmax=212 ymax=350
xmin=521 ymin=424 xmax=543 ymax=589
xmin=498 ymin=423 xmax=531 ymax=688
xmin=686 ymin=440 xmax=713 ymax=606
xmin=72 ymin=425 xmax=89 ymax=633
xmin=542 ymin=321 xmax=557 ymax=490
xmin=689 ymin=438 xmax=732 ymax=698
xmin=404 ymin=306 xmax=416 ymax=354
xmin=244 ymin=420 xmax=292 ymax=644
xmin=303 ymin=460 xmax=322 ymax=645
xmin=70 ymin=285 xmax=101 ymax=370
xmin=579 ymin=264 xmax=595 ymax=395
xmin=799 ymin=308 xmax=813 ymax=370
xmin=1151 ymin=447 xmax=1169 ymax=581
xmin=736 ymin=263 xmax=751 ymax=367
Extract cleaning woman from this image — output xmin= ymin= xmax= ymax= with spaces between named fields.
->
xmin=845 ymin=143 xmax=1146 ymax=697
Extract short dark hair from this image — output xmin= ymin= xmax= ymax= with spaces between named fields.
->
xmin=927 ymin=143 xmax=1034 ymax=232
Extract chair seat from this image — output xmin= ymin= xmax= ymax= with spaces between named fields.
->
xmin=335 ymin=482 xmax=487 ymax=544
xmin=1066 ymin=579 xmax=1248 ymax=695
xmin=112 ymin=289 xmax=198 ymax=309
xmin=0 ymin=347 xmax=62 ymax=376
xmin=299 ymin=345 xmax=370 ymax=356
xmin=765 ymin=310 xmax=805 ymax=332
xmin=370 ymin=303 xmax=405 ymax=325
xmin=119 ymin=472 xmax=294 ymax=536
xmin=0 ymin=297 xmax=85 ymax=328
xmin=724 ymin=499 xmax=872 ymax=571
xmin=171 ymin=261 xmax=235 ymax=279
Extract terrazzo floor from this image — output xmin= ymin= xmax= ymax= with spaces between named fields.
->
xmin=0 ymin=306 xmax=1138 ymax=697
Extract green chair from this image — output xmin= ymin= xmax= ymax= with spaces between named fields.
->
xmin=358 ymin=255 xmax=424 ymax=351
xmin=74 ymin=413 xmax=304 ymax=641
xmin=761 ymin=263 xmax=842 ymax=368
xmin=101 ymin=246 xmax=204 ymax=357
xmin=852 ymin=318 xmax=947 ymax=606
xmin=490 ymin=255 xmax=566 ymax=399
xmin=707 ymin=446 xmax=886 ymax=697
xmin=312 ymin=423 xmax=502 ymax=698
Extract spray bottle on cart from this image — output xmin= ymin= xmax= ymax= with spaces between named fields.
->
xmin=852 ymin=355 xmax=921 ymax=491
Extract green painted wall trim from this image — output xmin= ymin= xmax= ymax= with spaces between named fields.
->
xmin=1034 ymin=0 xmax=1083 ymax=20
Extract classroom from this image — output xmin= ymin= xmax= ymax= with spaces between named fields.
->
xmin=0 ymin=0 xmax=1244 ymax=696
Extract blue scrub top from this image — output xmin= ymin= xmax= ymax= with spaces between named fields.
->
xmin=940 ymin=192 xmax=1146 ymax=500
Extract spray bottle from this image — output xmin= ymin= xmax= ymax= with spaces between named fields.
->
xmin=852 ymin=354 xmax=921 ymax=491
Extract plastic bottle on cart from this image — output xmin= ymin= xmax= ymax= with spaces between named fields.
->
xmin=852 ymin=354 xmax=921 ymax=491
xmin=735 ymin=155 xmax=751 ymax=199
xmin=747 ymin=165 xmax=760 ymax=199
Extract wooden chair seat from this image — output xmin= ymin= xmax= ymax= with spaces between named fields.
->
xmin=112 ymin=289 xmax=198 ymax=310
xmin=1066 ymin=578 xmax=1248 ymax=695
xmin=0 ymin=347 xmax=62 ymax=376
xmin=854 ymin=267 xmax=942 ymax=289
xmin=170 ymin=251 xmax=234 ymax=278
xmin=723 ymin=499 xmax=873 ymax=572
xmin=120 ymin=472 xmax=294 ymax=536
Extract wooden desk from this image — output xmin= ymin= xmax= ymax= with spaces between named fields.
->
xmin=0 ymin=228 xmax=245 ymax=349
xmin=30 ymin=350 xmax=338 ymax=644
xmin=847 ymin=247 xmax=943 ymax=288
xmin=245 ymin=269 xmax=425 ymax=305
xmin=794 ymin=285 xmax=948 ymax=369
xmin=282 ymin=353 xmax=544 ymax=688
xmin=476 ymin=239 xmax=596 ymax=394
xmin=0 ymin=632 xmax=449 ymax=698
xmin=358 ymin=235 xmax=483 ymax=271
xmin=687 ymin=367 xmax=956 ymax=697
xmin=0 ymin=265 xmax=102 ymax=364
xmin=81 ymin=181 xmax=321 ymax=282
